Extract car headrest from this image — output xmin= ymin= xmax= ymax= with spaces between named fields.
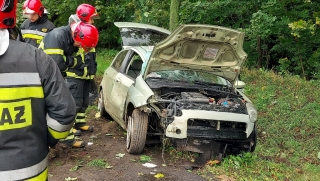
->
xmin=131 ymin=59 xmax=143 ymax=71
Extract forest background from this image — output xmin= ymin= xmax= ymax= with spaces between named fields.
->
xmin=16 ymin=0 xmax=320 ymax=80
xmin=15 ymin=1 xmax=320 ymax=180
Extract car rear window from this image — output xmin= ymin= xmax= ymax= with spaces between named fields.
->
xmin=119 ymin=28 xmax=169 ymax=46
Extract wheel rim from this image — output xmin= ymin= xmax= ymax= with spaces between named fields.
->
xmin=126 ymin=116 xmax=132 ymax=149
xmin=98 ymin=92 xmax=103 ymax=112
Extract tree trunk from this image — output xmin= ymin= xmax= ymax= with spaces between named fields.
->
xmin=170 ymin=0 xmax=181 ymax=32
xmin=257 ymin=36 xmax=262 ymax=68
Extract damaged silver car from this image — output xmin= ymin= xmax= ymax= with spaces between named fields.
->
xmin=98 ymin=22 xmax=258 ymax=156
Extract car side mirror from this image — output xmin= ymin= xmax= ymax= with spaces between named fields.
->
xmin=234 ymin=80 xmax=245 ymax=92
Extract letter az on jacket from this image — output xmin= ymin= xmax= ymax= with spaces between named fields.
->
xmin=0 ymin=40 xmax=76 ymax=180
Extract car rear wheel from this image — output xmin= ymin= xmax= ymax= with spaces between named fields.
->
xmin=126 ymin=109 xmax=148 ymax=154
xmin=98 ymin=89 xmax=110 ymax=118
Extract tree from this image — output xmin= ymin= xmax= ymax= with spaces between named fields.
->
xmin=170 ymin=0 xmax=180 ymax=31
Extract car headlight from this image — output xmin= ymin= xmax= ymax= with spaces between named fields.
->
xmin=246 ymin=103 xmax=257 ymax=122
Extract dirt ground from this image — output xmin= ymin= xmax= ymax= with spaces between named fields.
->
xmin=48 ymin=104 xmax=216 ymax=181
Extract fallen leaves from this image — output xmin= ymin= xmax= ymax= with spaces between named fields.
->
xmin=116 ymin=153 xmax=125 ymax=158
xmin=216 ymin=175 xmax=235 ymax=181
xmin=65 ymin=177 xmax=77 ymax=181
xmin=206 ymin=159 xmax=220 ymax=166
xmin=154 ymin=173 xmax=165 ymax=179
xmin=95 ymin=112 xmax=100 ymax=118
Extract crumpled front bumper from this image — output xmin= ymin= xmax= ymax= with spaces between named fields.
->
xmin=165 ymin=110 xmax=254 ymax=140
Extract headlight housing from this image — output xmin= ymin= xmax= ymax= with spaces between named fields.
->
xmin=246 ymin=103 xmax=257 ymax=122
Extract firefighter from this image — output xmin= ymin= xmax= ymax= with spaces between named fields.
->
xmin=39 ymin=17 xmax=99 ymax=148
xmin=67 ymin=4 xmax=100 ymax=136
xmin=21 ymin=0 xmax=55 ymax=47
xmin=0 ymin=0 xmax=76 ymax=180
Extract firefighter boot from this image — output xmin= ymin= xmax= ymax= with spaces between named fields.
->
xmin=61 ymin=139 xmax=86 ymax=148
xmin=73 ymin=128 xmax=82 ymax=136
xmin=71 ymin=140 xmax=86 ymax=148
xmin=75 ymin=123 xmax=94 ymax=132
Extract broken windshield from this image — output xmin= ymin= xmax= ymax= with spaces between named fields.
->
xmin=146 ymin=70 xmax=230 ymax=86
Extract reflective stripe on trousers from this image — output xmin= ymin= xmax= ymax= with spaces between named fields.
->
xmin=0 ymin=155 xmax=48 ymax=181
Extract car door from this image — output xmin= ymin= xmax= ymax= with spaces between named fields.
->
xmin=106 ymin=50 xmax=135 ymax=123
xmin=103 ymin=49 xmax=128 ymax=123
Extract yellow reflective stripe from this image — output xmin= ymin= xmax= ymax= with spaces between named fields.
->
xmin=77 ymin=113 xmax=85 ymax=117
xmin=48 ymin=127 xmax=70 ymax=139
xmin=22 ymin=34 xmax=44 ymax=41
xmin=46 ymin=114 xmax=74 ymax=132
xmin=90 ymin=48 xmax=96 ymax=52
xmin=62 ymin=133 xmax=75 ymax=141
xmin=0 ymin=155 xmax=48 ymax=180
xmin=38 ymin=41 xmax=44 ymax=49
xmin=71 ymin=57 xmax=77 ymax=68
xmin=75 ymin=118 xmax=86 ymax=124
xmin=25 ymin=167 xmax=48 ymax=181
xmin=0 ymin=87 xmax=44 ymax=101
xmin=84 ymin=67 xmax=88 ymax=79
xmin=0 ymin=100 xmax=32 ymax=131
xmin=43 ymin=49 xmax=64 ymax=55
xmin=21 ymin=29 xmax=47 ymax=37
xmin=66 ymin=72 xmax=91 ymax=79
xmin=78 ymin=48 xmax=85 ymax=55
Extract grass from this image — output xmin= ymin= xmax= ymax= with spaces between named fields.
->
xmin=96 ymin=48 xmax=118 ymax=75
xmin=87 ymin=159 xmax=113 ymax=169
xmin=95 ymin=49 xmax=320 ymax=181
xmin=201 ymin=68 xmax=320 ymax=181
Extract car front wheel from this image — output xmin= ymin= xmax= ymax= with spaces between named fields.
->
xmin=126 ymin=109 xmax=148 ymax=154
xmin=98 ymin=89 xmax=110 ymax=118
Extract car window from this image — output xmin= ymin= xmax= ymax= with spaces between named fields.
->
xmin=119 ymin=28 xmax=169 ymax=46
xmin=112 ymin=50 xmax=129 ymax=71
xmin=126 ymin=54 xmax=143 ymax=79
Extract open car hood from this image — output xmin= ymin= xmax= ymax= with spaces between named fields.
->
xmin=143 ymin=24 xmax=248 ymax=84
xmin=114 ymin=22 xmax=171 ymax=48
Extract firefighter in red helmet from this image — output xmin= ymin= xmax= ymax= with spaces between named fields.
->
xmin=0 ymin=0 xmax=76 ymax=180
xmin=64 ymin=4 xmax=100 ymax=138
xmin=76 ymin=3 xmax=100 ymax=24
xmin=21 ymin=0 xmax=55 ymax=47
xmin=39 ymin=16 xmax=99 ymax=148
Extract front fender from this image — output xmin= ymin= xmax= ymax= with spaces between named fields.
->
xmin=127 ymin=75 xmax=154 ymax=108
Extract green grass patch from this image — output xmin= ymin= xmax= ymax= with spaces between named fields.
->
xmin=206 ymin=68 xmax=320 ymax=180
xmin=139 ymin=155 xmax=152 ymax=163
xmin=87 ymin=159 xmax=113 ymax=169
xmin=96 ymin=48 xmax=118 ymax=76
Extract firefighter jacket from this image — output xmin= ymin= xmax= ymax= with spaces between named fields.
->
xmin=20 ymin=15 xmax=55 ymax=48
xmin=0 ymin=39 xmax=76 ymax=180
xmin=66 ymin=48 xmax=97 ymax=80
xmin=39 ymin=25 xmax=80 ymax=77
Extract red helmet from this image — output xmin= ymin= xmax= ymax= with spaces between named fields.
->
xmin=23 ymin=0 xmax=44 ymax=17
xmin=73 ymin=22 xmax=99 ymax=52
xmin=76 ymin=4 xmax=99 ymax=23
xmin=0 ymin=0 xmax=17 ymax=28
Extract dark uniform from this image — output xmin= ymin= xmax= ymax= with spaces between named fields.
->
xmin=66 ymin=48 xmax=97 ymax=130
xmin=39 ymin=25 xmax=80 ymax=77
xmin=39 ymin=25 xmax=85 ymax=145
xmin=21 ymin=14 xmax=55 ymax=48
xmin=0 ymin=39 xmax=76 ymax=180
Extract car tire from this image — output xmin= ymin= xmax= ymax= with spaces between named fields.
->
xmin=126 ymin=109 xmax=148 ymax=154
xmin=249 ymin=125 xmax=257 ymax=152
xmin=98 ymin=89 xmax=110 ymax=118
